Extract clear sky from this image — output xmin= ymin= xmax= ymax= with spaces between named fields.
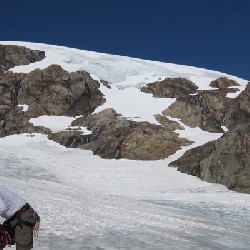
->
xmin=1 ymin=0 xmax=249 ymax=80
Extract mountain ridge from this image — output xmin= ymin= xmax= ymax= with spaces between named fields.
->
xmin=0 ymin=42 xmax=249 ymax=194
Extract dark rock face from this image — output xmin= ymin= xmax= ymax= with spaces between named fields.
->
xmin=0 ymin=64 xmax=105 ymax=137
xmin=224 ymin=83 xmax=250 ymax=131
xmin=163 ymin=78 xmax=242 ymax=132
xmin=141 ymin=78 xmax=198 ymax=98
xmin=199 ymin=131 xmax=250 ymax=193
xmin=49 ymin=108 xmax=191 ymax=160
xmin=0 ymin=44 xmax=46 ymax=136
xmin=0 ymin=45 xmax=45 ymax=76
xmin=171 ymin=131 xmax=250 ymax=193
xmin=169 ymin=140 xmax=216 ymax=177
xmin=163 ymin=92 xmax=224 ymax=132
xmin=17 ymin=65 xmax=105 ymax=117
xmin=170 ymin=83 xmax=250 ymax=193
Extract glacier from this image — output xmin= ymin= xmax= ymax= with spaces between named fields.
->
xmin=0 ymin=41 xmax=249 ymax=249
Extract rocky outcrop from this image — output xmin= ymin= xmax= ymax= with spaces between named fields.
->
xmin=154 ymin=114 xmax=184 ymax=130
xmin=224 ymin=83 xmax=250 ymax=131
xmin=169 ymin=140 xmax=216 ymax=177
xmin=0 ymin=45 xmax=45 ymax=76
xmin=17 ymin=65 xmax=105 ymax=117
xmin=170 ymin=130 xmax=250 ymax=193
xmin=0 ymin=44 xmax=249 ymax=192
xmin=0 ymin=65 xmax=105 ymax=137
xmin=170 ymin=83 xmax=250 ymax=193
xmin=199 ymin=130 xmax=249 ymax=193
xmin=163 ymin=77 xmax=240 ymax=132
xmin=141 ymin=77 xmax=198 ymax=98
xmin=209 ymin=77 xmax=240 ymax=89
xmin=0 ymin=45 xmax=192 ymax=161
xmin=49 ymin=108 xmax=191 ymax=160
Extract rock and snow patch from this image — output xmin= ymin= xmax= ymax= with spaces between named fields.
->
xmin=94 ymin=85 xmax=176 ymax=124
xmin=0 ymin=41 xmax=248 ymax=95
xmin=17 ymin=104 xmax=29 ymax=112
xmin=221 ymin=125 xmax=229 ymax=132
xmin=30 ymin=115 xmax=92 ymax=134
xmin=0 ymin=41 xmax=249 ymax=249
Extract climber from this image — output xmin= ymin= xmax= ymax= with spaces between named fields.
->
xmin=0 ymin=185 xmax=39 ymax=250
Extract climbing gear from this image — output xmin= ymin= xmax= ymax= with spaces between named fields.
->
xmin=33 ymin=210 xmax=40 ymax=237
xmin=14 ymin=203 xmax=31 ymax=218
xmin=0 ymin=224 xmax=13 ymax=250
xmin=16 ymin=204 xmax=41 ymax=237
xmin=8 ymin=203 xmax=31 ymax=223
xmin=6 ymin=203 xmax=41 ymax=237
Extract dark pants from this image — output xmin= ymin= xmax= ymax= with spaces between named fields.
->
xmin=10 ymin=208 xmax=35 ymax=250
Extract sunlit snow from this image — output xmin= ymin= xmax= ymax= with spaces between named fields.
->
xmin=0 ymin=41 xmax=249 ymax=249
xmin=30 ymin=115 xmax=92 ymax=134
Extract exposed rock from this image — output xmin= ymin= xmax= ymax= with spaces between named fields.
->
xmin=17 ymin=65 xmax=105 ymax=117
xmin=169 ymin=140 xmax=216 ymax=177
xmin=209 ymin=77 xmax=240 ymax=89
xmin=0 ymin=45 xmax=45 ymax=76
xmin=118 ymin=123 xmax=190 ymax=160
xmin=171 ymin=130 xmax=250 ymax=193
xmin=50 ymin=108 xmax=191 ymax=160
xmin=162 ymin=78 xmax=242 ymax=132
xmin=100 ymin=80 xmax=111 ymax=89
xmin=0 ymin=65 xmax=105 ymax=137
xmin=141 ymin=77 xmax=198 ymax=98
xmin=201 ymin=131 xmax=250 ymax=193
xmin=154 ymin=114 xmax=184 ymax=130
xmin=0 ymin=72 xmax=25 ymax=107
xmin=48 ymin=130 xmax=89 ymax=148
xmin=170 ymin=83 xmax=250 ymax=194
xmin=224 ymin=82 xmax=250 ymax=131
xmin=0 ymin=106 xmax=50 ymax=137
xmin=72 ymin=108 xmax=118 ymax=131
xmin=163 ymin=92 xmax=223 ymax=132
xmin=1 ymin=44 xmax=249 ymax=193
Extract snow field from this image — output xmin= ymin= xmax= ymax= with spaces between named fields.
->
xmin=0 ymin=41 xmax=249 ymax=249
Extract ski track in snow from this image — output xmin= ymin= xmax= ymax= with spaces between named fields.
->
xmin=0 ymin=41 xmax=250 ymax=249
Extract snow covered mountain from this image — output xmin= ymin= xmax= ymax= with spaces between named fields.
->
xmin=0 ymin=41 xmax=249 ymax=249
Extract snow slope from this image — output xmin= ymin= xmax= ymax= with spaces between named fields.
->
xmin=0 ymin=41 xmax=250 ymax=249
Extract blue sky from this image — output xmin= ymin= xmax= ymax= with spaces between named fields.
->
xmin=1 ymin=0 xmax=249 ymax=80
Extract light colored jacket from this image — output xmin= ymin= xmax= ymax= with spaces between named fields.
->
xmin=0 ymin=186 xmax=27 ymax=219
